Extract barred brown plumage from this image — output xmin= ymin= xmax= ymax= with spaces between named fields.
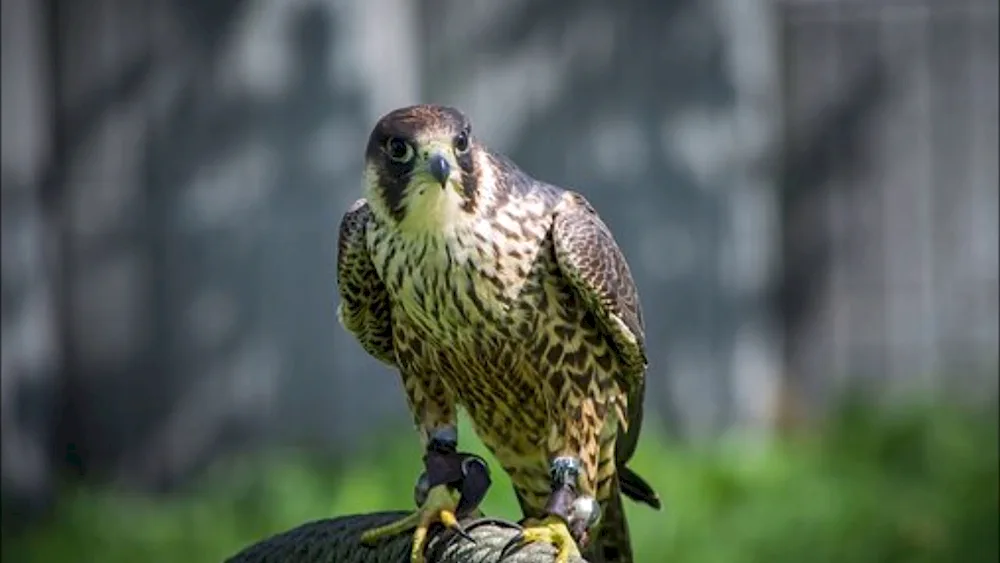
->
xmin=336 ymin=104 xmax=660 ymax=563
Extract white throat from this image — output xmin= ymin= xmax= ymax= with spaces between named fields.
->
xmin=396 ymin=181 xmax=474 ymax=234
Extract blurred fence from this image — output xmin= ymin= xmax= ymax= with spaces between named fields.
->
xmin=2 ymin=0 xmax=997 ymax=522
xmin=777 ymin=0 xmax=999 ymax=417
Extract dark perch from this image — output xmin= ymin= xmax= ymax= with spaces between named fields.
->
xmin=224 ymin=511 xmax=589 ymax=563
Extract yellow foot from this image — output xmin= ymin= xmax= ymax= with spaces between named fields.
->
xmin=359 ymin=484 xmax=471 ymax=563
xmin=500 ymin=514 xmax=581 ymax=563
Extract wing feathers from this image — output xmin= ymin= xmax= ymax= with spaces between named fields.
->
xmin=551 ymin=191 xmax=648 ymax=373
xmin=551 ymin=191 xmax=650 ymax=469
xmin=336 ymin=198 xmax=396 ymax=366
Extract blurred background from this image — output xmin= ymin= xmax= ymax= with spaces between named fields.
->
xmin=2 ymin=0 xmax=998 ymax=561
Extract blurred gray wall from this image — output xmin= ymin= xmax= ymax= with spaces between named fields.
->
xmin=778 ymin=0 xmax=999 ymax=414
xmin=2 ymin=0 xmax=997 ymax=521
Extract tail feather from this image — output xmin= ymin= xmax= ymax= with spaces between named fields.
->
xmin=586 ymin=476 xmax=633 ymax=563
xmin=619 ymin=465 xmax=661 ymax=510
xmin=583 ymin=477 xmax=633 ymax=563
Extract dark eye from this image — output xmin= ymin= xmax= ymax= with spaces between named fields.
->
xmin=454 ymin=132 xmax=470 ymax=154
xmin=385 ymin=137 xmax=414 ymax=163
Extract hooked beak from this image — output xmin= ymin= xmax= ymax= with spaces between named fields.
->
xmin=428 ymin=152 xmax=451 ymax=187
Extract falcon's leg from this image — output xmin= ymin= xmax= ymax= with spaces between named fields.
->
xmin=361 ymin=430 xmax=491 ymax=562
xmin=361 ymin=374 xmax=490 ymax=563
xmin=501 ymin=401 xmax=604 ymax=563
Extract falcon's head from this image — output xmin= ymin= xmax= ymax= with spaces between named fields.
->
xmin=363 ymin=104 xmax=488 ymax=229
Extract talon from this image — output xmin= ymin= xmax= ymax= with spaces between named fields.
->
xmin=439 ymin=509 xmax=475 ymax=543
xmin=363 ymin=443 xmax=493 ymax=563
xmin=464 ymin=516 xmax=522 ymax=532
xmin=499 ymin=530 xmax=528 ymax=560
xmin=498 ymin=514 xmax=581 ymax=563
xmin=359 ymin=484 xmax=469 ymax=563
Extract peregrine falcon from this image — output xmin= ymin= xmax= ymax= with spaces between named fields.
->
xmin=336 ymin=104 xmax=660 ymax=563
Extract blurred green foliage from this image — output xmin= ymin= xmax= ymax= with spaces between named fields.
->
xmin=3 ymin=401 xmax=997 ymax=563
